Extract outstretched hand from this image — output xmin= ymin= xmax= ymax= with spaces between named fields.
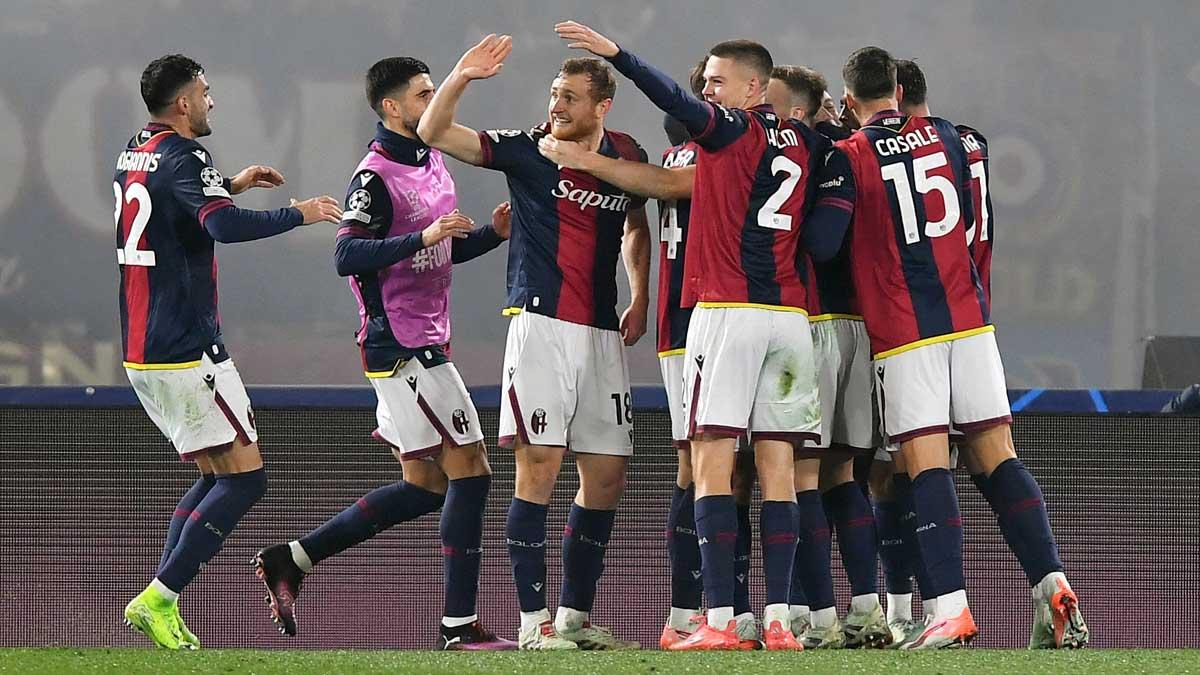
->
xmin=455 ymin=33 xmax=513 ymax=81
xmin=537 ymin=136 xmax=591 ymax=170
xmin=230 ymin=165 xmax=285 ymax=195
xmin=554 ymin=21 xmax=618 ymax=58
xmin=290 ymin=196 xmax=342 ymax=225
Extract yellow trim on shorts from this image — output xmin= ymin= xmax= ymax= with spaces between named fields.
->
xmin=695 ymin=301 xmax=808 ymax=315
xmin=808 ymin=313 xmax=864 ymax=323
xmin=363 ymin=359 xmax=410 ymax=379
xmin=123 ymin=360 xmax=202 ymax=371
xmin=873 ymin=325 xmax=995 ymax=360
xmin=657 ymin=348 xmax=686 ymax=358
xmin=502 ymin=307 xmax=523 ymax=316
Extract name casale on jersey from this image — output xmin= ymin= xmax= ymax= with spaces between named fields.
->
xmin=820 ymin=113 xmax=987 ymax=358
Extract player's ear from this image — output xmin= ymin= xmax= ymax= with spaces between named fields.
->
xmin=595 ymin=97 xmax=612 ymax=117
xmin=895 ymin=83 xmax=904 ymax=104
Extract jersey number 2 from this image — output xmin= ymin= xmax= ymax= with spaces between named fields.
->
xmin=757 ymin=156 xmax=803 ymax=231
xmin=113 ymin=181 xmax=156 ymax=267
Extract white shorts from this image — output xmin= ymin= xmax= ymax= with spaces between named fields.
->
xmin=370 ymin=348 xmax=484 ymax=460
xmin=809 ymin=318 xmax=878 ymax=451
xmin=873 ymin=328 xmax=1011 ymax=444
xmin=682 ymin=306 xmax=820 ymax=445
xmin=499 ymin=311 xmax=633 ymax=456
xmin=127 ymin=353 xmax=257 ymax=459
xmin=659 ymin=353 xmax=689 ymax=449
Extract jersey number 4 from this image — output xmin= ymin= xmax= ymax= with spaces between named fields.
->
xmin=113 ymin=181 xmax=156 ymax=267
xmin=880 ymin=152 xmax=959 ymax=244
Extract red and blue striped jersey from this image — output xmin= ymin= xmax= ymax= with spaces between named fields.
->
xmin=957 ymin=124 xmax=993 ymax=307
xmin=478 ymin=123 xmax=647 ymax=330
xmin=113 ymin=123 xmax=232 ymax=367
xmin=682 ymin=104 xmax=828 ymax=312
xmin=819 ymin=112 xmax=988 ymax=357
xmin=655 ymin=141 xmax=698 ymax=355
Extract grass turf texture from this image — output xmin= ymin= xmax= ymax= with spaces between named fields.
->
xmin=1 ymin=649 xmax=1197 ymax=675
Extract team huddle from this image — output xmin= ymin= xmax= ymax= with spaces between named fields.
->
xmin=112 ymin=20 xmax=1089 ymax=653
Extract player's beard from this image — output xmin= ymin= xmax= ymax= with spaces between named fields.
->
xmin=190 ymin=111 xmax=212 ymax=138
xmin=550 ymin=116 xmax=597 ymax=142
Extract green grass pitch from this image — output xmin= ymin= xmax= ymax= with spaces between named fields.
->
xmin=1 ymin=649 xmax=1197 ymax=675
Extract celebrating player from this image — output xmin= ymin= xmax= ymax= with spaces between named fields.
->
xmin=863 ymin=57 xmax=1087 ymax=650
xmin=115 ymin=54 xmax=341 ymax=650
xmin=554 ymin=21 xmax=833 ymax=651
xmin=252 ymin=57 xmax=515 ymax=651
xmin=766 ymin=64 xmax=890 ymax=649
xmin=804 ymin=46 xmax=1086 ymax=649
xmin=418 ymin=35 xmax=650 ymax=651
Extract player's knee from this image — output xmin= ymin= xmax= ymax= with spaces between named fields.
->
xmin=444 ymin=440 xmax=491 ymax=478
xmin=225 ymin=466 xmax=268 ymax=503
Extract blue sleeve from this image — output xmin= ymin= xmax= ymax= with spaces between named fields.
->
xmin=477 ymin=128 xmax=540 ymax=172
xmin=203 ymin=205 xmax=302 ymax=243
xmin=452 ymin=224 xmax=505 ymax=264
xmin=606 ymin=49 xmax=718 ymax=139
xmin=803 ymin=148 xmax=856 ymax=262
xmin=166 ymin=140 xmax=300 ymax=242
xmin=333 ymin=168 xmax=424 ymax=276
xmin=334 ymin=230 xmax=425 ymax=277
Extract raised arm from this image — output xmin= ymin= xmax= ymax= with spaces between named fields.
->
xmin=620 ymin=205 xmax=651 ymax=346
xmin=555 ymin=21 xmax=712 ymax=136
xmin=416 ymin=34 xmax=512 ymax=166
xmin=538 ymin=136 xmax=694 ymax=200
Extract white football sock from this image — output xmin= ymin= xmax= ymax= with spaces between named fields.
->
xmin=520 ymin=608 xmax=551 ymax=633
xmin=669 ymin=607 xmax=698 ymax=631
xmin=811 ymin=606 xmax=838 ymax=629
xmin=850 ymin=593 xmax=880 ymax=614
xmin=288 ymin=540 xmax=314 ymax=573
xmin=555 ymin=606 xmax=588 ymax=632
xmin=789 ymin=604 xmax=810 ymax=624
xmin=887 ymin=593 xmax=913 ymax=622
xmin=707 ymin=606 xmax=735 ymax=630
xmin=763 ymin=603 xmax=789 ymax=627
xmin=922 ymin=598 xmax=936 ymax=619
xmin=1037 ymin=571 xmax=1069 ymax=600
xmin=442 ymin=614 xmax=478 ymax=628
xmin=935 ymin=589 xmax=968 ymax=620
xmin=149 ymin=578 xmax=178 ymax=603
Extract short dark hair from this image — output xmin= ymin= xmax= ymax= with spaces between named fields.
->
xmin=895 ymin=59 xmax=927 ymax=106
xmin=708 ymin=40 xmax=773 ymax=86
xmin=141 ymin=54 xmax=204 ymax=116
xmin=688 ymin=57 xmax=708 ymax=97
xmin=365 ymin=57 xmax=431 ymax=118
xmin=557 ymin=57 xmax=617 ymax=102
xmin=771 ymin=65 xmax=827 ymax=119
xmin=842 ymin=46 xmax=896 ymax=102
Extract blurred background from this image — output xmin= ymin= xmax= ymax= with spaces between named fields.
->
xmin=2 ymin=0 xmax=1198 ymax=388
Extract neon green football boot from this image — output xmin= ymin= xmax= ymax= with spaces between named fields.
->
xmin=123 ymin=585 xmax=185 ymax=650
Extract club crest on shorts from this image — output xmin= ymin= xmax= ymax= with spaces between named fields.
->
xmin=452 ymin=409 xmax=470 ymax=435
xmin=530 ymin=408 xmax=548 ymax=435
